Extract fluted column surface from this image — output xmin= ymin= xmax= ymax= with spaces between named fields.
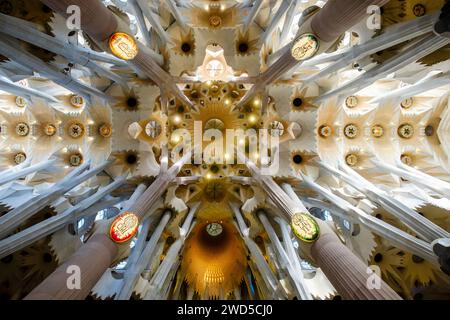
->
xmin=311 ymin=233 xmax=401 ymax=300
xmin=25 ymin=234 xmax=117 ymax=300
xmin=42 ymin=0 xmax=117 ymax=42
xmin=311 ymin=0 xmax=390 ymax=42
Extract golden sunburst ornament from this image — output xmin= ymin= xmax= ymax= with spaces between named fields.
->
xmin=111 ymin=150 xmax=140 ymax=173
xmin=112 ymin=88 xmax=141 ymax=111
xmin=401 ymin=252 xmax=438 ymax=288
xmin=0 ymin=0 xmax=56 ymax=63
xmin=98 ymin=123 xmax=113 ymax=138
xmin=185 ymin=98 xmax=245 ymax=138
xmin=381 ymin=0 xmax=446 ymax=27
xmin=235 ymin=30 xmax=259 ymax=56
xmin=370 ymin=238 xmax=407 ymax=295
xmin=187 ymin=5 xmax=237 ymax=29
xmin=263 ymin=114 xmax=291 ymax=143
xmin=172 ymin=29 xmax=196 ymax=56
xmin=43 ymin=124 xmax=57 ymax=137
xmin=18 ymin=239 xmax=58 ymax=293
xmin=69 ymin=95 xmax=86 ymax=109
xmin=291 ymin=87 xmax=317 ymax=112
xmin=290 ymin=151 xmax=317 ymax=172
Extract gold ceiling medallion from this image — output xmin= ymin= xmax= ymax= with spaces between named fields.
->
xmin=291 ymin=33 xmax=319 ymax=61
xmin=98 ymin=123 xmax=112 ymax=138
xmin=210 ymin=84 xmax=220 ymax=93
xmin=203 ymin=179 xmax=228 ymax=201
xmin=269 ymin=120 xmax=285 ymax=137
xmin=204 ymin=118 xmax=225 ymax=131
xmin=291 ymin=213 xmax=320 ymax=243
xmin=135 ymin=111 xmax=168 ymax=147
xmin=68 ymin=123 xmax=85 ymax=139
xmin=209 ymin=15 xmax=222 ymax=28
xmin=345 ymin=153 xmax=359 ymax=167
xmin=318 ymin=125 xmax=332 ymax=138
xmin=69 ymin=153 xmax=83 ymax=167
xmin=109 ymin=212 xmax=140 ymax=243
xmin=230 ymin=90 xmax=240 ymax=99
xmin=413 ymin=4 xmax=426 ymax=17
xmin=13 ymin=152 xmax=27 ymax=165
xmin=400 ymin=154 xmax=413 ymax=166
xmin=371 ymin=125 xmax=384 ymax=138
xmin=15 ymin=96 xmax=28 ymax=108
xmin=43 ymin=124 xmax=57 ymax=137
xmin=70 ymin=95 xmax=86 ymax=109
xmin=345 ymin=96 xmax=359 ymax=108
xmin=344 ymin=124 xmax=359 ymax=139
xmin=15 ymin=122 xmax=29 ymax=137
xmin=400 ymin=98 xmax=414 ymax=109
xmin=425 ymin=125 xmax=434 ymax=137
xmin=109 ymin=32 xmax=139 ymax=60
xmin=398 ymin=123 xmax=414 ymax=139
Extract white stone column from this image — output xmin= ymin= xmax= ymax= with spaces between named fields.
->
xmin=229 ymin=203 xmax=286 ymax=299
xmin=0 ymin=159 xmax=56 ymax=186
xmin=372 ymin=158 xmax=450 ymax=199
xmin=299 ymin=174 xmax=438 ymax=264
xmin=0 ymin=160 xmax=112 ymax=239
xmin=116 ymin=210 xmax=172 ymax=300
xmin=144 ymin=204 xmax=199 ymax=300
xmin=258 ymin=211 xmax=313 ymax=300
xmin=318 ymin=161 xmax=450 ymax=242
xmin=0 ymin=175 xmax=128 ymax=258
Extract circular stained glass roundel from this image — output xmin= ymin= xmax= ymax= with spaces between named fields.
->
xmin=291 ymin=213 xmax=320 ymax=243
xmin=291 ymin=34 xmax=319 ymax=61
xmin=145 ymin=120 xmax=162 ymax=138
xmin=205 ymin=59 xmax=225 ymax=79
xmin=109 ymin=32 xmax=139 ymax=60
xmin=206 ymin=222 xmax=223 ymax=237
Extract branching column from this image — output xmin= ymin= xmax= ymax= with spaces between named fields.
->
xmin=24 ymin=233 xmax=118 ymax=299
xmin=281 ymin=183 xmax=402 ymax=300
xmin=310 ymin=232 xmax=401 ymax=300
xmin=25 ymin=154 xmax=190 ymax=300
xmin=242 ymin=155 xmax=400 ymax=299
xmin=237 ymin=0 xmax=390 ymax=108
xmin=41 ymin=0 xmax=193 ymax=108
